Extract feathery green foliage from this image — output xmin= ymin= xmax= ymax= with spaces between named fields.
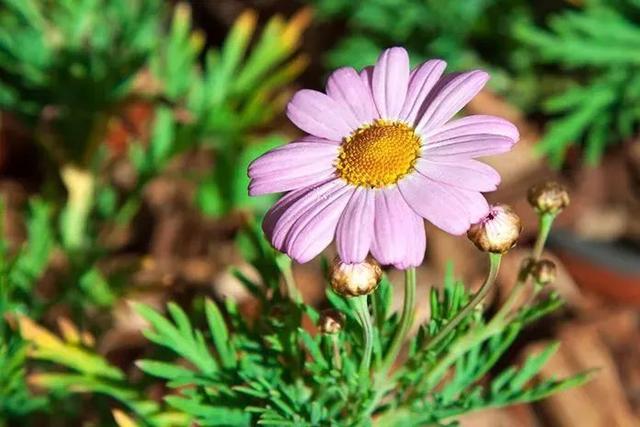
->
xmin=308 ymin=0 xmax=537 ymax=100
xmin=0 ymin=0 xmax=160 ymax=164
xmin=125 ymin=224 xmax=587 ymax=426
xmin=517 ymin=0 xmax=640 ymax=166
xmin=0 ymin=199 xmax=53 ymax=421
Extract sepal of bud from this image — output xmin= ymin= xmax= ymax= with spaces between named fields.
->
xmin=527 ymin=181 xmax=570 ymax=215
xmin=467 ymin=204 xmax=522 ymax=254
xmin=531 ymin=259 xmax=557 ymax=286
xmin=318 ymin=309 xmax=345 ymax=334
xmin=329 ymin=256 xmax=382 ymax=297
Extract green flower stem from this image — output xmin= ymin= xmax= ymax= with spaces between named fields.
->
xmin=380 ymin=267 xmax=416 ymax=375
xmin=419 ymin=214 xmax=559 ymax=394
xmin=502 ymin=212 xmax=557 ymax=318
xmin=330 ymin=334 xmax=342 ymax=370
xmin=275 ymin=255 xmax=302 ymax=303
xmin=424 ymin=253 xmax=501 ymax=353
xmin=351 ymin=295 xmax=374 ymax=386
xmin=423 ymin=315 xmax=502 ymax=392
xmin=532 ymin=212 xmax=556 ymax=261
xmin=359 ymin=269 xmax=417 ymax=421
xmin=498 ymin=268 xmax=528 ymax=319
xmin=60 ymin=165 xmax=95 ymax=250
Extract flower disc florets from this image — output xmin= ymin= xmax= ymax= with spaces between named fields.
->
xmin=336 ymin=120 xmax=421 ymax=188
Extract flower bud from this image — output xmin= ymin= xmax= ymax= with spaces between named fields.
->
xmin=518 ymin=257 xmax=535 ymax=280
xmin=467 ymin=204 xmax=522 ymax=254
xmin=531 ymin=259 xmax=557 ymax=285
xmin=318 ymin=309 xmax=345 ymax=334
xmin=329 ymin=256 xmax=382 ymax=297
xmin=527 ymin=181 xmax=570 ymax=215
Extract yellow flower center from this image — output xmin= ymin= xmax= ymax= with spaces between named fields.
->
xmin=336 ymin=119 xmax=421 ymax=188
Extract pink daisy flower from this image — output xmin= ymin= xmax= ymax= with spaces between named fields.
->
xmin=248 ymin=47 xmax=519 ymax=269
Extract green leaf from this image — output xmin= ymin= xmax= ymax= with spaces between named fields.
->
xmin=136 ymin=360 xmax=194 ymax=381
xmin=134 ymin=302 xmax=217 ymax=374
xmin=9 ymin=198 xmax=53 ymax=291
xmin=205 ymin=298 xmax=236 ymax=369
xmin=509 ymin=342 xmax=560 ymax=391
xmin=196 ymin=178 xmax=226 ymax=218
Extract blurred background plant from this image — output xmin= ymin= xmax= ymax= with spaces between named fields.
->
xmin=0 ymin=0 xmax=308 ymax=250
xmin=516 ymin=0 xmax=640 ymax=166
xmin=308 ymin=0 xmax=640 ymax=167
xmin=0 ymin=0 xmax=310 ymax=424
xmin=307 ymin=0 xmax=538 ymax=110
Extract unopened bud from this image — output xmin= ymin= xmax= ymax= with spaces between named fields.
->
xmin=329 ymin=256 xmax=382 ymax=297
xmin=318 ymin=309 xmax=345 ymax=334
xmin=467 ymin=204 xmax=522 ymax=254
xmin=519 ymin=257 xmax=535 ymax=280
xmin=527 ymin=181 xmax=570 ymax=215
xmin=531 ymin=259 xmax=557 ymax=285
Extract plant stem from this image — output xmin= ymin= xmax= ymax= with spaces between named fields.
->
xmin=424 ymin=253 xmax=501 ymax=353
xmin=422 ymin=315 xmax=502 ymax=392
xmin=330 ymin=334 xmax=342 ymax=370
xmin=351 ymin=295 xmax=373 ymax=386
xmin=275 ymin=255 xmax=302 ymax=303
xmin=532 ymin=212 xmax=556 ymax=261
xmin=380 ymin=267 xmax=416 ymax=375
xmin=359 ymin=269 xmax=417 ymax=421
xmin=503 ymin=211 xmax=558 ymax=318
xmin=60 ymin=165 xmax=95 ymax=250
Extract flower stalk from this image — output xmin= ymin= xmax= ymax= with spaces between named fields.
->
xmin=380 ymin=267 xmax=416 ymax=375
xmin=532 ymin=212 xmax=556 ymax=261
xmin=275 ymin=255 xmax=302 ymax=303
xmin=424 ymin=252 xmax=502 ymax=353
xmin=503 ymin=209 xmax=559 ymax=318
xmin=350 ymin=295 xmax=374 ymax=386
xmin=360 ymin=268 xmax=417 ymax=421
xmin=60 ymin=165 xmax=95 ymax=250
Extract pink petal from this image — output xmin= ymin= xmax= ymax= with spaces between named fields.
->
xmin=286 ymin=89 xmax=359 ymax=140
xmin=400 ymin=59 xmax=447 ymax=125
xmin=248 ymin=140 xmax=339 ymax=195
xmin=425 ymin=114 xmax=519 ymax=141
xmin=372 ymin=47 xmax=410 ymax=120
xmin=397 ymin=172 xmax=480 ymax=235
xmin=421 ymin=134 xmax=514 ymax=158
xmin=414 ymin=158 xmax=500 ymax=192
xmin=284 ymin=185 xmax=354 ymax=263
xmin=335 ymin=188 xmax=375 ymax=263
xmin=451 ymin=187 xmax=491 ymax=225
xmin=415 ymin=70 xmax=489 ymax=134
xmin=263 ymin=186 xmax=315 ymax=243
xmin=359 ymin=66 xmax=373 ymax=93
xmin=327 ymin=67 xmax=377 ymax=124
xmin=267 ymin=180 xmax=347 ymax=251
xmin=370 ymin=187 xmax=426 ymax=269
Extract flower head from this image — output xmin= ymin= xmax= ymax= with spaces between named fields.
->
xmin=329 ymin=256 xmax=382 ymax=297
xmin=527 ymin=181 xmax=570 ymax=215
xmin=531 ymin=259 xmax=557 ymax=285
xmin=467 ymin=204 xmax=522 ymax=253
xmin=249 ymin=47 xmax=519 ymax=267
xmin=318 ymin=309 xmax=345 ymax=334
